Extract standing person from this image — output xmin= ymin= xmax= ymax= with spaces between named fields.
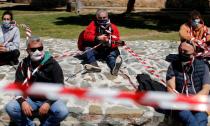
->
xmin=166 ymin=41 xmax=210 ymax=126
xmin=179 ymin=10 xmax=210 ymax=52
xmin=78 ymin=9 xmax=123 ymax=76
xmin=5 ymin=36 xmax=69 ymax=126
xmin=0 ymin=10 xmax=20 ymax=65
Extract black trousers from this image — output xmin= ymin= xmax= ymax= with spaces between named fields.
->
xmin=0 ymin=49 xmax=20 ymax=63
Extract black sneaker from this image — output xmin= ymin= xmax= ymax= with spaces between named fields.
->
xmin=111 ymin=55 xmax=122 ymax=76
xmin=84 ymin=62 xmax=101 ymax=72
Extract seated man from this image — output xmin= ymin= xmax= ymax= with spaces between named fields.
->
xmin=166 ymin=41 xmax=210 ymax=126
xmin=5 ymin=36 xmax=69 ymax=126
xmin=79 ymin=9 xmax=122 ymax=76
xmin=0 ymin=10 xmax=20 ymax=65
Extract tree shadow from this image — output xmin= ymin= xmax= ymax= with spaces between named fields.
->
xmin=0 ymin=5 xmax=34 ymax=11
xmin=0 ymin=4 xmax=64 ymax=11
xmin=54 ymin=0 xmax=210 ymax=32
xmin=165 ymin=0 xmax=209 ymax=13
xmin=1 ymin=0 xmax=210 ymax=33
xmin=54 ymin=11 xmax=186 ymax=32
xmin=54 ymin=14 xmax=95 ymax=26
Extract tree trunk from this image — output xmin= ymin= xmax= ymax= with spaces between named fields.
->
xmin=126 ymin=0 xmax=135 ymax=13
xmin=66 ymin=0 xmax=72 ymax=12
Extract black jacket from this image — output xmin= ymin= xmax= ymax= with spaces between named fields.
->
xmin=15 ymin=52 xmax=64 ymax=101
xmin=16 ymin=56 xmax=63 ymax=84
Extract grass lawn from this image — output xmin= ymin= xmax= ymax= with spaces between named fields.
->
xmin=0 ymin=10 xmax=179 ymax=40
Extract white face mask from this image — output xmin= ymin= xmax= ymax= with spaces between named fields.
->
xmin=191 ymin=19 xmax=200 ymax=27
xmin=29 ymin=50 xmax=44 ymax=62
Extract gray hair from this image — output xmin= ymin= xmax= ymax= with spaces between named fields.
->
xmin=26 ymin=36 xmax=42 ymax=48
xmin=96 ymin=9 xmax=108 ymax=18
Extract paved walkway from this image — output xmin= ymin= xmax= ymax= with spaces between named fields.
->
xmin=0 ymin=39 xmax=183 ymax=126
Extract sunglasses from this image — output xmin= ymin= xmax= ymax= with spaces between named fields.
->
xmin=3 ymin=18 xmax=11 ymax=21
xmin=30 ymin=46 xmax=43 ymax=52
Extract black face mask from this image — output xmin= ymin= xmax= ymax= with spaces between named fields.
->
xmin=96 ymin=19 xmax=110 ymax=26
xmin=179 ymin=53 xmax=192 ymax=62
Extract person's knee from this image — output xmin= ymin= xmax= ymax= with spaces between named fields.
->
xmin=110 ymin=51 xmax=118 ymax=56
xmin=108 ymin=51 xmax=120 ymax=60
xmin=51 ymin=101 xmax=69 ymax=120
xmin=108 ymin=55 xmax=115 ymax=60
xmin=178 ymin=110 xmax=193 ymax=120
xmin=56 ymin=106 xmax=69 ymax=120
xmin=195 ymin=112 xmax=208 ymax=124
xmin=85 ymin=47 xmax=95 ymax=54
xmin=12 ymin=49 xmax=20 ymax=58
xmin=5 ymin=100 xmax=21 ymax=116
xmin=7 ymin=49 xmax=20 ymax=60
xmin=85 ymin=47 xmax=91 ymax=50
xmin=178 ymin=110 xmax=199 ymax=125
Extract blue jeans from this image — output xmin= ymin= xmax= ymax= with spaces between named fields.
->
xmin=85 ymin=47 xmax=120 ymax=70
xmin=5 ymin=98 xmax=69 ymax=126
xmin=177 ymin=110 xmax=208 ymax=126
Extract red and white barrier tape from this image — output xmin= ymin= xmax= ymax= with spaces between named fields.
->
xmin=189 ymin=37 xmax=210 ymax=58
xmin=53 ymin=50 xmax=82 ymax=60
xmin=196 ymin=46 xmax=210 ymax=58
xmin=54 ymin=43 xmax=166 ymax=90
xmin=15 ymin=23 xmax=32 ymax=40
xmin=53 ymin=43 xmax=103 ymax=61
xmin=119 ymin=69 xmax=138 ymax=89
xmin=122 ymin=44 xmax=166 ymax=84
xmin=2 ymin=83 xmax=210 ymax=111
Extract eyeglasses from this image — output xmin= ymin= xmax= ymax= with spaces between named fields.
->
xmin=30 ymin=46 xmax=43 ymax=52
xmin=3 ymin=18 xmax=11 ymax=21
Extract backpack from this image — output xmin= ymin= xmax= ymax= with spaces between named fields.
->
xmin=136 ymin=73 xmax=166 ymax=92
xmin=77 ymin=30 xmax=85 ymax=51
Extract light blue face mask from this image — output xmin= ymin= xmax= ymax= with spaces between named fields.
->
xmin=2 ymin=20 xmax=11 ymax=29
xmin=191 ymin=19 xmax=200 ymax=27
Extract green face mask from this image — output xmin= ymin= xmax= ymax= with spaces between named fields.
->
xmin=2 ymin=20 xmax=11 ymax=29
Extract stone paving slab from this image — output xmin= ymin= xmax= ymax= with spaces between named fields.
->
xmin=0 ymin=38 xmax=190 ymax=126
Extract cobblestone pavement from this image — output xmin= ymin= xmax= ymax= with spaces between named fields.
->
xmin=0 ymin=39 xmax=188 ymax=126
